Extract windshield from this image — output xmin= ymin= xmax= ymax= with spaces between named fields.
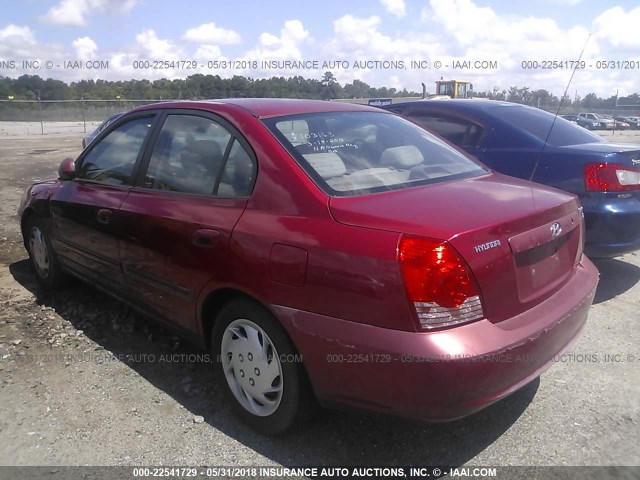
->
xmin=494 ymin=106 xmax=605 ymax=147
xmin=264 ymin=111 xmax=487 ymax=196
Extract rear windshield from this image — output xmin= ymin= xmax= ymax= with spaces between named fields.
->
xmin=263 ymin=111 xmax=487 ymax=196
xmin=493 ymin=106 xmax=604 ymax=147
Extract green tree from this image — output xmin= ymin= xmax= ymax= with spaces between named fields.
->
xmin=321 ymin=71 xmax=338 ymax=100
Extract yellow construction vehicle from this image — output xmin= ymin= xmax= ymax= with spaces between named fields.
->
xmin=430 ymin=79 xmax=474 ymax=99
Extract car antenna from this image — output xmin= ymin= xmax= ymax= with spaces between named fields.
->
xmin=530 ymin=33 xmax=591 ymax=182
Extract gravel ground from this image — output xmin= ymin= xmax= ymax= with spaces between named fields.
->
xmin=0 ymin=126 xmax=639 ymax=475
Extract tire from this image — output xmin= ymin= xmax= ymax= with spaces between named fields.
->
xmin=212 ymin=298 xmax=314 ymax=435
xmin=26 ymin=217 xmax=67 ymax=289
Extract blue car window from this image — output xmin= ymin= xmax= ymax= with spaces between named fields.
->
xmin=494 ymin=106 xmax=604 ymax=147
xmin=407 ymin=115 xmax=485 ymax=148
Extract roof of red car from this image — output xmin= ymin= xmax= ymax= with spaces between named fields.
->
xmin=135 ymin=98 xmax=384 ymax=118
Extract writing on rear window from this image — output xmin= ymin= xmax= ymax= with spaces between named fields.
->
xmin=265 ymin=111 xmax=487 ymax=196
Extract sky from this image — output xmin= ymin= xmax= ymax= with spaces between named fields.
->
xmin=0 ymin=0 xmax=639 ymax=98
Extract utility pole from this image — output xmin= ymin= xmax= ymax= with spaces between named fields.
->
xmin=612 ymin=89 xmax=619 ymax=137
xmin=81 ymin=97 xmax=86 ymax=133
xmin=36 ymin=90 xmax=44 ymax=135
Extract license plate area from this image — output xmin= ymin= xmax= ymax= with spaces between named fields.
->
xmin=509 ymin=212 xmax=580 ymax=302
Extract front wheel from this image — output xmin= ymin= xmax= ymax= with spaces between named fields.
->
xmin=212 ymin=298 xmax=314 ymax=435
xmin=26 ymin=218 xmax=67 ymax=289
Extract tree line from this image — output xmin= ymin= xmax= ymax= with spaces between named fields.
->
xmin=0 ymin=72 xmax=415 ymax=102
xmin=0 ymin=72 xmax=638 ymax=110
xmin=472 ymin=86 xmax=640 ymax=110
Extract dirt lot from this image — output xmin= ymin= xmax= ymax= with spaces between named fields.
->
xmin=0 ymin=125 xmax=639 ymax=472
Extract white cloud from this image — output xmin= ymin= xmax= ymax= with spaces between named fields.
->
xmin=332 ymin=15 xmax=383 ymax=49
xmin=182 ymin=23 xmax=241 ymax=45
xmin=41 ymin=0 xmax=87 ymax=27
xmin=40 ymin=0 xmax=139 ymax=27
xmin=593 ymin=6 xmax=640 ymax=49
xmin=89 ymin=29 xmax=190 ymax=81
xmin=280 ymin=20 xmax=309 ymax=44
xmin=0 ymin=22 xmax=181 ymax=83
xmin=379 ymin=0 xmax=406 ymax=18
xmin=325 ymin=14 xmax=443 ymax=86
xmin=193 ymin=45 xmax=224 ymax=61
xmin=0 ymin=24 xmax=38 ymax=58
xmin=72 ymin=36 xmax=98 ymax=59
xmin=426 ymin=0 xmax=589 ymax=53
xmin=0 ymin=24 xmax=36 ymax=45
xmin=537 ymin=0 xmax=583 ymax=5
xmin=0 ymin=25 xmax=79 ymax=81
xmin=420 ymin=0 xmax=603 ymax=94
xmin=244 ymin=20 xmax=309 ymax=60
xmin=330 ymin=15 xmax=441 ymax=56
xmin=135 ymin=29 xmax=181 ymax=59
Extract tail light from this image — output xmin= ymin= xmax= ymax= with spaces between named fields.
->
xmin=585 ymin=163 xmax=640 ymax=192
xmin=398 ymin=235 xmax=484 ymax=330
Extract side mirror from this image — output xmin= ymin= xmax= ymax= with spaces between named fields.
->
xmin=58 ymin=157 xmax=76 ymax=181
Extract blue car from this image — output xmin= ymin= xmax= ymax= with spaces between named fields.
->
xmin=82 ymin=112 xmax=124 ymax=149
xmin=385 ymin=100 xmax=640 ymax=257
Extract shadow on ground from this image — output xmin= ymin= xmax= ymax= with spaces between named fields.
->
xmin=592 ymin=256 xmax=640 ymax=304
xmin=10 ymin=258 xmax=537 ymax=467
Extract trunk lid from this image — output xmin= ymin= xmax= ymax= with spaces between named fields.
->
xmin=329 ymin=172 xmax=584 ymax=323
xmin=563 ymin=143 xmax=640 ymax=197
xmin=560 ymin=141 xmax=640 ymax=158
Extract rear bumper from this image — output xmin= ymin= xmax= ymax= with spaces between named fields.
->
xmin=584 ymin=199 xmax=640 ymax=258
xmin=274 ymin=257 xmax=599 ymax=422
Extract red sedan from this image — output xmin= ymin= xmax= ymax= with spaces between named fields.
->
xmin=18 ymin=99 xmax=599 ymax=435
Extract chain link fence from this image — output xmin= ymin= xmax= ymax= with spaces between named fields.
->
xmin=1 ymin=98 xmax=640 ymax=136
xmin=0 ymin=99 xmax=169 ymax=136
xmin=544 ymin=106 xmax=640 ymax=117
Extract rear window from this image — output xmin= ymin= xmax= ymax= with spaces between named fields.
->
xmin=263 ymin=111 xmax=487 ymax=196
xmin=494 ymin=106 xmax=604 ymax=147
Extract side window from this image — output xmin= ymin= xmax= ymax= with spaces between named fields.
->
xmin=78 ymin=117 xmax=153 ymax=186
xmin=143 ymin=114 xmax=255 ymax=197
xmin=437 ymin=83 xmax=453 ymax=96
xmin=218 ymin=139 xmax=255 ymax=197
xmin=144 ymin=115 xmax=231 ymax=195
xmin=408 ymin=114 xmax=485 ymax=148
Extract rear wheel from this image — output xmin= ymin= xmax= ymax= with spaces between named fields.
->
xmin=26 ymin=218 xmax=67 ymax=289
xmin=212 ymin=298 xmax=314 ymax=435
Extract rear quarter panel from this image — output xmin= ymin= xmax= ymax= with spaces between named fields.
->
xmin=188 ymin=105 xmax=416 ymax=332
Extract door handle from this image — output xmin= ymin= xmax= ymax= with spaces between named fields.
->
xmin=97 ymin=209 xmax=112 ymax=224
xmin=193 ymin=229 xmax=220 ymax=247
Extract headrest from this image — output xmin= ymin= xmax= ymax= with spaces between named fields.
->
xmin=303 ymin=153 xmax=347 ymax=180
xmin=380 ymin=145 xmax=424 ymax=169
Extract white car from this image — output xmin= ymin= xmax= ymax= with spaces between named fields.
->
xmin=577 ymin=112 xmax=615 ymax=130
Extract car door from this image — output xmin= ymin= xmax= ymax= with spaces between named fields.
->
xmin=51 ymin=113 xmax=158 ymax=288
xmin=117 ymin=110 xmax=256 ymax=334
